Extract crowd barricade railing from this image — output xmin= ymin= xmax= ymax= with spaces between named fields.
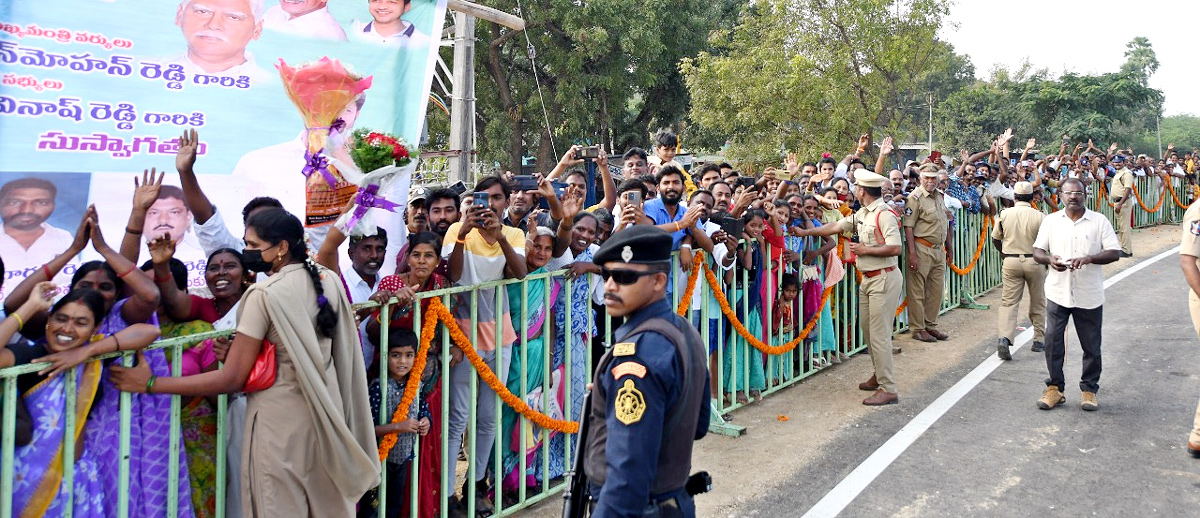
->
xmin=3 ymin=188 xmax=1196 ymax=518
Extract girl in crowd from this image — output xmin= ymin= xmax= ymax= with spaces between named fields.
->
xmin=799 ymin=196 xmax=840 ymax=367
xmin=366 ymin=230 xmax=450 ymax=518
xmin=724 ymin=209 xmax=768 ymax=404
xmin=501 ymin=226 xmax=563 ymax=493
xmin=763 ymin=200 xmax=792 ymax=383
xmin=4 ymin=205 xmax=195 ymax=518
xmin=149 ymin=237 xmax=254 ymax=518
xmin=1 ymin=283 xmax=160 ymax=517
xmin=109 ymin=208 xmax=378 ymax=516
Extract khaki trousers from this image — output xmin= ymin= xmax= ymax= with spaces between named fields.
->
xmin=860 ymin=267 xmax=903 ymax=393
xmin=997 ymin=257 xmax=1047 ymax=343
xmin=1115 ymin=204 xmax=1133 ymax=254
xmin=905 ymin=243 xmax=945 ymax=332
xmin=1190 ymin=290 xmax=1200 ymax=445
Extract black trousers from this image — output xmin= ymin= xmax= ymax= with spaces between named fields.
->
xmin=1044 ymin=300 xmax=1103 ymax=394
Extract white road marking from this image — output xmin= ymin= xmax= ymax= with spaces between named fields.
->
xmin=801 ymin=246 xmax=1182 ymax=518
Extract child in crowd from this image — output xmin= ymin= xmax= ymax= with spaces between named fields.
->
xmin=360 ymin=329 xmax=431 ymax=518
xmin=724 ymin=209 xmax=768 ymax=404
xmin=770 ymin=275 xmax=801 ymax=383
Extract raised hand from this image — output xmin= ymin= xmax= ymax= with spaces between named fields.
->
xmin=785 ymin=152 xmax=800 ymax=175
xmin=558 ymin=145 xmax=584 ymax=168
xmin=175 ymin=128 xmax=199 ymax=174
xmin=147 ymin=235 xmax=176 ymax=265
xmin=1108 ymin=142 xmax=1119 ymax=153
xmin=133 ymin=168 xmax=165 ymax=212
xmin=856 ymin=133 xmax=871 ymax=151
xmin=996 ymin=128 xmax=1014 ymax=147
xmin=561 ymin=186 xmax=585 ymax=219
xmin=85 ymin=205 xmax=109 ymax=251
xmin=21 ymin=281 xmax=57 ymax=314
xmin=880 ymin=136 xmax=894 ymax=156
xmin=1025 ymin=138 xmax=1036 ymax=151
xmin=70 ymin=209 xmax=91 ymax=253
xmin=959 ymin=149 xmax=969 ymax=164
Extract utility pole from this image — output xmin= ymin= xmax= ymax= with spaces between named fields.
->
xmin=928 ymin=92 xmax=933 ymax=156
xmin=447 ymin=12 xmax=475 ymax=185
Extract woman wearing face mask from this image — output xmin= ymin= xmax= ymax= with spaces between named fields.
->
xmin=148 ymin=237 xmax=255 ymax=518
xmin=109 ymin=208 xmax=378 ymax=517
xmin=1 ymin=283 xmax=161 ymax=517
xmin=4 ymin=206 xmax=198 ymax=518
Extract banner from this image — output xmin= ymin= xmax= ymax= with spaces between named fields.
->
xmin=0 ymin=0 xmax=447 ymax=295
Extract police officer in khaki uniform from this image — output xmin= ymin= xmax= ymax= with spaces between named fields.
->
xmin=1178 ymin=198 xmax=1200 ymax=457
xmin=902 ymin=163 xmax=952 ymax=343
xmin=1109 ymin=155 xmax=1135 ymax=257
xmin=797 ymin=171 xmax=903 ymax=405
xmin=991 ymin=181 xmax=1046 ymax=360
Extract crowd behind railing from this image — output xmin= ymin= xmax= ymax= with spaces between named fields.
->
xmin=0 ymin=127 xmax=1195 ymax=518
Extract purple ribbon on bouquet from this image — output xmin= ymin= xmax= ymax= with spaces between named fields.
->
xmin=302 ymin=149 xmax=339 ymax=187
xmin=344 ymin=184 xmax=400 ymax=229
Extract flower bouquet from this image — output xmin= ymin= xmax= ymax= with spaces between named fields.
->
xmin=334 ymin=128 xmax=417 ymax=236
xmin=276 ymin=57 xmax=373 ymax=227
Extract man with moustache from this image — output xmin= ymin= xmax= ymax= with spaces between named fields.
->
xmin=262 ymin=0 xmax=347 ymax=40
xmin=710 ymin=180 xmax=733 ymax=214
xmin=502 ymin=181 xmax=554 ymax=233
xmin=343 ymin=228 xmax=387 ymax=305
xmin=353 ymin=0 xmax=431 ymax=47
xmin=168 ymin=0 xmax=271 ymax=82
xmin=0 ymin=178 xmax=75 ymax=295
xmin=133 ymin=186 xmax=208 ymax=279
xmin=572 ymin=225 xmax=710 ymax=518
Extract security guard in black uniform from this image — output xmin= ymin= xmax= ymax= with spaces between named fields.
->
xmin=576 ymin=225 xmax=711 ymax=518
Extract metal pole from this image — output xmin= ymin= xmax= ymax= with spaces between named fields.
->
xmin=448 ymin=12 xmax=476 ymax=185
xmin=1157 ymin=113 xmax=1163 ymax=159
xmin=928 ymin=92 xmax=933 ymax=154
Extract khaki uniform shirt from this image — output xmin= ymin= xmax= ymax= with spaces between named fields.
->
xmin=1182 ymin=202 xmax=1200 ymax=270
xmin=1110 ymin=167 xmax=1135 ymax=200
xmin=991 ymin=201 xmax=1045 ymax=255
xmin=832 ymin=198 xmax=901 ymax=271
xmin=901 ymin=185 xmax=948 ymax=244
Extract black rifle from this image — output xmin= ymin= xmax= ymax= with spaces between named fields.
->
xmin=562 ymin=389 xmax=593 ymax=518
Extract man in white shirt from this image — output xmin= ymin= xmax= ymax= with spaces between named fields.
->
xmin=139 ymin=186 xmax=210 ymax=286
xmin=170 ymin=0 xmax=272 ymax=84
xmin=342 ymin=229 xmax=386 ymax=361
xmin=0 ymin=178 xmax=76 ymax=296
xmin=1032 ymin=177 xmax=1121 ymax=412
xmin=351 ymin=0 xmax=431 ymax=47
xmin=262 ymin=0 xmax=347 ymax=40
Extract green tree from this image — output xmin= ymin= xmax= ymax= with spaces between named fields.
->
xmin=681 ymin=0 xmax=955 ymax=163
xmin=472 ymin=0 xmax=739 ymax=172
xmin=1121 ymin=36 xmax=1160 ymax=86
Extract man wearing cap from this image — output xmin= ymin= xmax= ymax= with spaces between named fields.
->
xmin=902 ymin=163 xmax=952 ymax=343
xmin=795 ymin=170 xmax=903 ymax=405
xmin=992 ymin=181 xmax=1046 ymax=360
xmin=577 ymin=225 xmax=711 ymax=517
xmin=405 ymin=186 xmax=430 ymax=235
xmin=1109 ymin=155 xmax=1135 ymax=257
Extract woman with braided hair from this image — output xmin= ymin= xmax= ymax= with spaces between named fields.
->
xmin=109 ymin=207 xmax=379 ymax=517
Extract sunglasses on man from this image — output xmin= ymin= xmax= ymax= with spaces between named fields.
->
xmin=600 ymin=266 xmax=667 ymax=285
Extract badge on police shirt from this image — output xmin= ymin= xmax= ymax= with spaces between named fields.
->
xmin=613 ymin=342 xmax=636 ymax=356
xmin=611 ymin=362 xmax=647 ymax=380
xmin=904 ymin=207 xmax=913 ymax=216
xmin=1191 ymin=220 xmax=1200 ymax=236
xmin=615 ymin=379 xmax=646 ymax=425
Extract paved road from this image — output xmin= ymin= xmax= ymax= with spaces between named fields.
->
xmin=742 ymin=250 xmax=1200 ymax=517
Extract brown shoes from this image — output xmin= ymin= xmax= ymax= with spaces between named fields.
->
xmin=927 ymin=328 xmax=949 ymax=341
xmin=912 ymin=330 xmax=937 ymax=342
xmin=1187 ymin=442 xmax=1200 ymax=458
xmin=862 ymin=390 xmax=899 ymax=406
xmin=1037 ymin=386 xmax=1065 ymax=410
xmin=1080 ymin=391 xmax=1099 ymax=411
xmin=858 ymin=375 xmax=880 ymax=391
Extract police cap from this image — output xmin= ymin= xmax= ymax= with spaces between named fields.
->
xmin=1014 ymin=181 xmax=1034 ymax=195
xmin=593 ymin=225 xmax=673 ymax=266
xmin=853 ymin=170 xmax=888 ymax=188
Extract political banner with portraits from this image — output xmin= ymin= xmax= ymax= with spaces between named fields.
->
xmin=0 ymin=0 xmax=448 ymax=296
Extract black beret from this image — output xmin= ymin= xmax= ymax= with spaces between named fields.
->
xmin=593 ymin=225 xmax=673 ymax=266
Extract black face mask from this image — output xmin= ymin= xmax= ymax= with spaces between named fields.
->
xmin=242 ymin=246 xmax=275 ymax=273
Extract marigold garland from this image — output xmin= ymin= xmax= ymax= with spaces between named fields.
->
xmin=1130 ymin=184 xmax=1165 ymax=213
xmin=377 ymin=303 xmax=435 ymax=461
xmin=676 ymin=251 xmax=704 ymax=316
xmin=1165 ymin=180 xmax=1192 ymax=209
xmin=946 ymin=214 xmax=990 ymax=276
xmin=697 ymin=260 xmax=833 ymax=355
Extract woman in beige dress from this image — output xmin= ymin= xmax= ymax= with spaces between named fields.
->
xmin=112 ymin=208 xmax=379 ymax=517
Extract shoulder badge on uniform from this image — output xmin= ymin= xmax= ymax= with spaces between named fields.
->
xmin=614 ymin=379 xmax=646 ymax=425
xmin=904 ymin=207 xmax=913 ymax=216
xmin=613 ymin=342 xmax=636 ymax=357
xmin=1191 ymin=220 xmax=1200 ymax=236
xmin=611 ymin=362 xmax=647 ymax=380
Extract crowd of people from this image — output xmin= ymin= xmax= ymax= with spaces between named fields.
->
xmin=0 ymin=124 xmax=1195 ymax=518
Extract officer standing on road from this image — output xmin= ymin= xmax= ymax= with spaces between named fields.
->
xmin=991 ymin=181 xmax=1046 ymax=359
xmin=1178 ymin=195 xmax=1200 ymax=457
xmin=580 ymin=225 xmax=711 ymax=517
xmin=796 ymin=171 xmax=903 ymax=406
xmin=903 ymin=163 xmax=953 ymax=343
xmin=1109 ymin=155 xmax=1135 ymax=257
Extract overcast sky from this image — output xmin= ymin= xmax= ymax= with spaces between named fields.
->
xmin=939 ymin=0 xmax=1197 ymax=116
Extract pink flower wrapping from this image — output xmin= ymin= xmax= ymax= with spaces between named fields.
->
xmin=276 ymin=57 xmax=374 ymax=156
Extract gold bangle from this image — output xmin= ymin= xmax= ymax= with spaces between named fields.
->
xmin=11 ymin=313 xmax=24 ymax=331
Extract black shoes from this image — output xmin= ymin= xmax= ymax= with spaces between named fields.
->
xmin=1030 ymin=341 xmax=1045 ymax=353
xmin=997 ymin=338 xmax=1012 ymax=361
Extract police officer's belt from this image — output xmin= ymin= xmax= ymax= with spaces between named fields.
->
xmin=914 ymin=236 xmax=938 ymax=248
xmin=1002 ymin=254 xmax=1033 ymax=258
xmin=861 ymin=266 xmax=896 ymax=278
